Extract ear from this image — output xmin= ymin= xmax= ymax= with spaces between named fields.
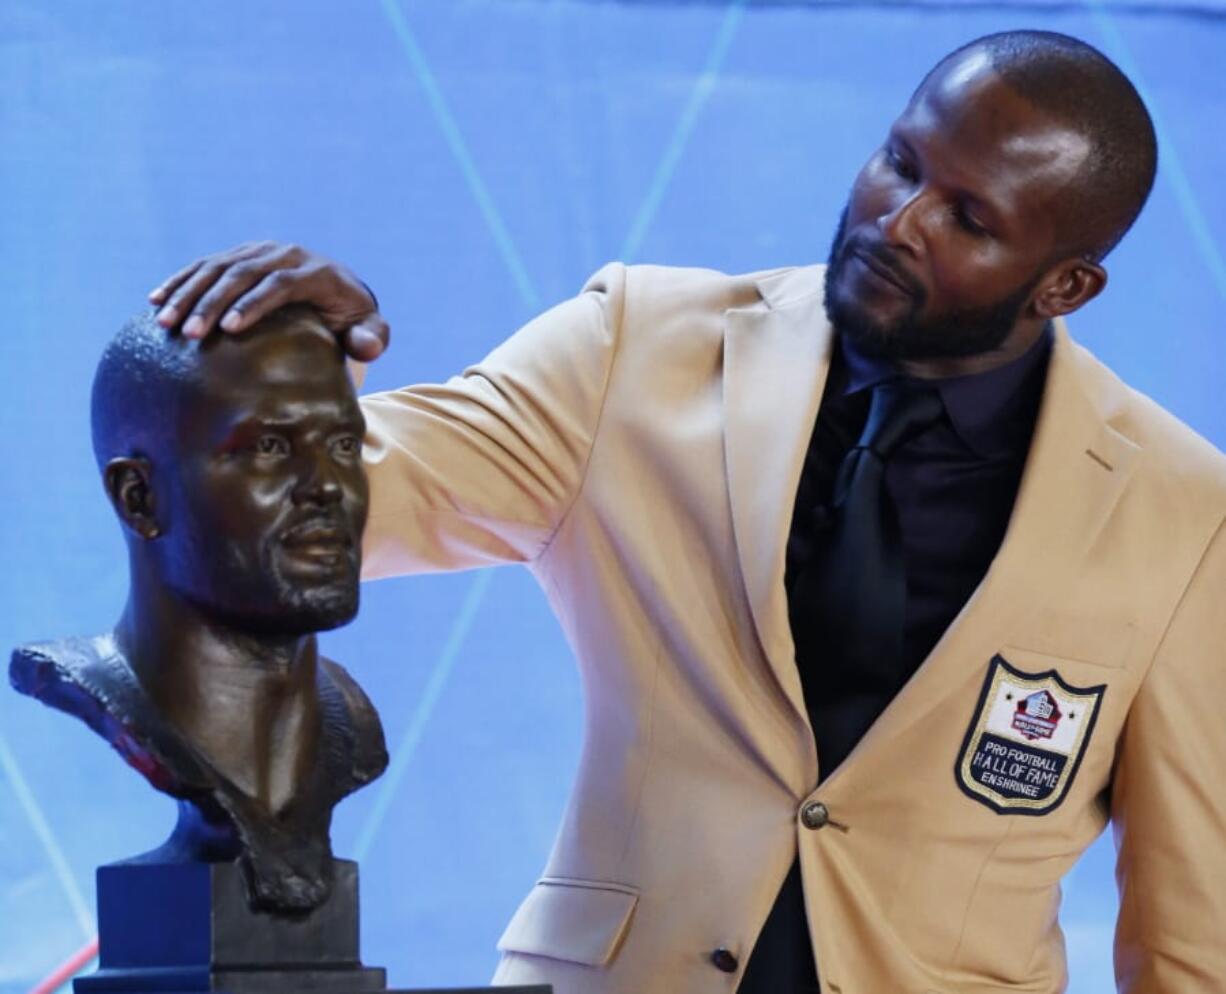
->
xmin=1031 ymin=258 xmax=1108 ymax=319
xmin=104 ymin=457 xmax=162 ymax=539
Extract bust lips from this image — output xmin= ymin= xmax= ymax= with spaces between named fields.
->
xmin=278 ymin=520 xmax=356 ymax=572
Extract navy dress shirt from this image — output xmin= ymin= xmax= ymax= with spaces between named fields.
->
xmin=735 ymin=325 xmax=1053 ymax=994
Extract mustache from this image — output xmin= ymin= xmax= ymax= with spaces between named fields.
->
xmin=841 ymin=235 xmax=925 ymax=300
xmin=278 ymin=515 xmax=356 ymax=548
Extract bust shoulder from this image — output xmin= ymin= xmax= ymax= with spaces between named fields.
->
xmin=9 ymin=634 xmax=207 ymax=796
xmin=317 ymin=656 xmax=389 ymax=790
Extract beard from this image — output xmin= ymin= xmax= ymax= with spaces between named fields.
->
xmin=185 ymin=548 xmax=361 ymax=638
xmin=822 ymin=205 xmax=1040 ymax=362
xmin=245 ymin=568 xmax=360 ymax=637
xmin=209 ymin=541 xmax=361 ymax=637
xmin=160 ymin=510 xmax=362 ymax=639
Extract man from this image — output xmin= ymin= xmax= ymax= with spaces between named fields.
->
xmin=146 ymin=30 xmax=1226 ymax=994
xmin=12 ymin=307 xmax=387 ymax=912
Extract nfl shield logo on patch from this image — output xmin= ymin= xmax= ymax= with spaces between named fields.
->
xmin=1013 ymin=689 xmax=1060 ymax=740
xmin=955 ymin=655 xmax=1106 ymax=815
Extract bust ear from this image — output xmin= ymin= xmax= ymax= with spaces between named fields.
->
xmin=1032 ymin=258 xmax=1108 ymax=319
xmin=104 ymin=457 xmax=161 ymax=539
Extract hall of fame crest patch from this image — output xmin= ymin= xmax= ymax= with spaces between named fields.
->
xmin=955 ymin=655 xmax=1106 ymax=815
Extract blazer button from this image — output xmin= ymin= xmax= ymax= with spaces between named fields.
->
xmin=710 ymin=947 xmax=739 ymax=973
xmin=800 ymin=800 xmax=830 ymax=829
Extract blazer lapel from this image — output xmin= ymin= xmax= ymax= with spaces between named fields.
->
xmin=723 ymin=267 xmax=831 ymax=730
xmin=828 ymin=320 xmax=1142 ymax=782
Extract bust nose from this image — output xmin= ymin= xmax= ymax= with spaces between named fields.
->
xmin=292 ymin=448 xmax=343 ymax=505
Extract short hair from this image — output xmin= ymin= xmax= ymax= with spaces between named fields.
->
xmin=923 ymin=30 xmax=1158 ymax=260
xmin=90 ymin=311 xmax=197 ymax=471
xmin=91 ymin=305 xmax=335 ymax=472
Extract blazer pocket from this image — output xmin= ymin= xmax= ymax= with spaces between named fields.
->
xmin=497 ymin=876 xmax=640 ymax=967
xmin=1005 ymin=612 xmax=1136 ymax=669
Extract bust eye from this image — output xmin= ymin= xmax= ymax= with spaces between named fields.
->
xmin=253 ymin=434 xmax=290 ymax=457
xmin=331 ymin=434 xmax=361 ymax=458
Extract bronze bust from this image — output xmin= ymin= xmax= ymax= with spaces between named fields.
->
xmin=10 ymin=306 xmax=387 ymax=913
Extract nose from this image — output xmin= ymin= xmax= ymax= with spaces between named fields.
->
xmin=291 ymin=448 xmax=343 ymax=506
xmin=877 ymin=188 xmax=926 ymax=258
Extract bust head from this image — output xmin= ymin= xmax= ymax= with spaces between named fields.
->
xmin=91 ymin=305 xmax=368 ymax=637
xmin=12 ymin=306 xmax=386 ymax=912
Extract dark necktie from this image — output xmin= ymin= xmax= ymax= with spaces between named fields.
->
xmin=790 ymin=380 xmax=944 ymax=776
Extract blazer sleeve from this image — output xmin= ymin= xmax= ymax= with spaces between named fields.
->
xmin=1112 ymin=514 xmax=1226 ymax=992
xmin=357 ymin=262 xmax=624 ymax=579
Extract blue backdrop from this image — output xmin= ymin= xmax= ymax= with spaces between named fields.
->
xmin=2 ymin=2 xmax=1224 ymax=991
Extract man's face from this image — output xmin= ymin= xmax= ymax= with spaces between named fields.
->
xmin=153 ymin=314 xmax=369 ymax=636
xmin=824 ymin=50 xmax=1092 ymax=361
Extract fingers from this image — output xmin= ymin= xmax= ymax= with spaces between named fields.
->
xmin=157 ymin=259 xmax=235 ymax=335
xmin=148 ymin=257 xmax=204 ymax=307
xmin=341 ymin=313 xmax=391 ymax=361
xmin=153 ymin=241 xmax=295 ymax=336
xmin=209 ymin=266 xmax=307 ymax=334
xmin=147 ymin=241 xmax=389 ymax=361
xmin=190 ymin=255 xmax=308 ymax=336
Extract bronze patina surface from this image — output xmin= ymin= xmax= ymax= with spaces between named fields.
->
xmin=11 ymin=306 xmax=387 ymax=912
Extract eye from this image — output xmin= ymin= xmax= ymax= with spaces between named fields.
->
xmin=886 ymin=147 xmax=917 ymax=182
xmin=954 ymin=202 xmax=989 ymax=237
xmin=331 ymin=434 xmax=362 ymax=458
xmin=253 ymin=434 xmax=290 ymax=457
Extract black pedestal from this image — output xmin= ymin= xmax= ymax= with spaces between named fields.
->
xmin=74 ymin=859 xmax=549 ymax=994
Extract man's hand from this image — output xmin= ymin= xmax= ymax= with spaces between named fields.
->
xmin=148 ymin=242 xmax=390 ymax=361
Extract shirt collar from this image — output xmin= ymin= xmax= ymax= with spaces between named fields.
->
xmin=839 ymin=324 xmax=1053 ymax=459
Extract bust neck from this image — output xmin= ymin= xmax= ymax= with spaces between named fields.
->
xmin=115 ymin=559 xmax=321 ymax=816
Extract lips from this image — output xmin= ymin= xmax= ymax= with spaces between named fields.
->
xmin=851 ymin=247 xmax=917 ymax=297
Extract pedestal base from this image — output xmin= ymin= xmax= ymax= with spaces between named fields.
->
xmin=80 ymin=986 xmax=546 ymax=994
xmin=72 ymin=859 xmax=550 ymax=994
xmin=80 ymin=987 xmax=545 ymax=994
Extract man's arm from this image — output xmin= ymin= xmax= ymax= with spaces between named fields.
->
xmin=1112 ymin=515 xmax=1226 ymax=992
xmin=358 ymin=264 xmax=622 ymax=577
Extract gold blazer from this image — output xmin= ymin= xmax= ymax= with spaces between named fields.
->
xmin=359 ymin=263 xmax=1226 ymax=994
